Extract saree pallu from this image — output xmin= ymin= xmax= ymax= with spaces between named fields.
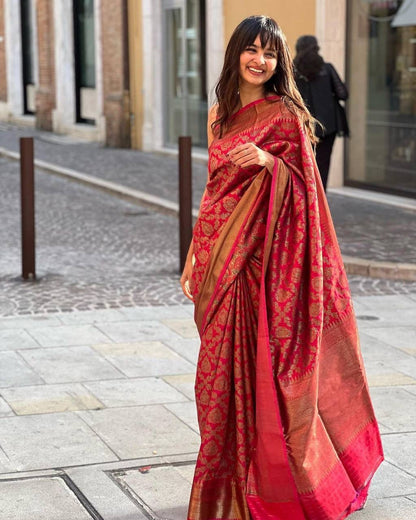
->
xmin=188 ymin=96 xmax=383 ymax=520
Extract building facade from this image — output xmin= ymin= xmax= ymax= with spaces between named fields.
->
xmin=0 ymin=0 xmax=415 ymax=195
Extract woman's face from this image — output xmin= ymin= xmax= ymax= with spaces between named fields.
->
xmin=239 ymin=35 xmax=277 ymax=88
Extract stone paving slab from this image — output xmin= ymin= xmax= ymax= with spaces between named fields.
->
xmin=369 ymin=387 xmax=416 ymax=433
xmin=1 ymin=383 xmax=104 ymax=415
xmin=78 ymin=405 xmax=200 ymax=460
xmin=163 ymin=374 xmax=196 ymax=401
xmin=0 ymin=315 xmax=63 ymax=330
xmin=19 ymin=346 xmax=124 ymax=384
xmin=0 ymin=329 xmax=41 ymax=350
xmin=162 ymin=318 xmax=199 ymax=338
xmin=66 ymin=466 xmax=148 ymax=520
xmin=92 ymin=341 xmax=195 ymax=377
xmin=382 ymin=433 xmax=416 ymax=477
xmin=162 ymin=336 xmax=200 ymax=365
xmin=83 ymin=377 xmax=189 ymax=408
xmin=164 ymin=402 xmax=199 ymax=434
xmin=114 ymin=463 xmax=194 ymax=520
xmin=0 ymin=397 xmax=13 ymax=418
xmin=0 ymin=413 xmax=117 ymax=471
xmin=95 ymin=320 xmax=179 ymax=343
xmin=357 ymin=497 xmax=416 ymax=519
xmin=370 ymin=461 xmax=416 ymax=499
xmin=0 ymin=351 xmax=44 ymax=388
xmin=362 ymin=327 xmax=416 ymax=356
xmin=27 ymin=323 xmax=113 ymax=348
xmin=0 ymin=476 xmax=93 ymax=520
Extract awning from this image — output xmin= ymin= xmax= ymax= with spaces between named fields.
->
xmin=391 ymin=0 xmax=416 ymax=27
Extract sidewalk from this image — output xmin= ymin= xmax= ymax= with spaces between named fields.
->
xmin=1 ymin=122 xmax=416 ymax=280
xmin=0 ymin=298 xmax=415 ymax=520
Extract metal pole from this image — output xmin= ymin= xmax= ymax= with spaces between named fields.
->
xmin=178 ymin=136 xmax=192 ymax=272
xmin=20 ymin=137 xmax=36 ymax=280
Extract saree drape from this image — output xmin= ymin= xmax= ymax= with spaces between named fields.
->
xmin=188 ymin=96 xmax=383 ymax=520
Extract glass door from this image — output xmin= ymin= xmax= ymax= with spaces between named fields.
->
xmin=73 ymin=0 xmax=96 ymax=124
xmin=346 ymin=0 xmax=416 ymax=196
xmin=20 ymin=0 xmax=36 ymax=114
xmin=163 ymin=0 xmax=207 ymax=148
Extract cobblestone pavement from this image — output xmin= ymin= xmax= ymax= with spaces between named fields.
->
xmin=1 ymin=122 xmax=416 ymax=265
xmin=0 ymin=156 xmax=189 ymax=316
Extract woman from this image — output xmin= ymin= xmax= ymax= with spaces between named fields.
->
xmin=294 ymin=35 xmax=349 ymax=191
xmin=181 ymin=16 xmax=382 ymax=520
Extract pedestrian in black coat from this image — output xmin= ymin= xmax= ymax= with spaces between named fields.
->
xmin=294 ymin=35 xmax=349 ymax=191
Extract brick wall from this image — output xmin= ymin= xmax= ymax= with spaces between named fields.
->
xmin=0 ymin=0 xmax=7 ymax=102
xmin=101 ymin=0 xmax=130 ymax=148
xmin=35 ymin=0 xmax=56 ymax=130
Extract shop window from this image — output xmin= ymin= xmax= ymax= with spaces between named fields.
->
xmin=20 ymin=0 xmax=36 ymax=114
xmin=347 ymin=0 xmax=416 ymax=196
xmin=73 ymin=0 xmax=96 ymax=124
xmin=163 ymin=0 xmax=207 ymax=148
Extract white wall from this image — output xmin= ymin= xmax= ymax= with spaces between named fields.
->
xmin=206 ymin=0 xmax=224 ymax=106
xmin=316 ymin=0 xmax=348 ymax=188
xmin=52 ymin=0 xmax=76 ymax=132
xmin=4 ymin=0 xmax=24 ymax=118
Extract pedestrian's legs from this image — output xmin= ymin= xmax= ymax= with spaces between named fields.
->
xmin=315 ymin=132 xmax=336 ymax=191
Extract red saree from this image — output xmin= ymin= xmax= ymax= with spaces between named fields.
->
xmin=188 ymin=96 xmax=383 ymax=520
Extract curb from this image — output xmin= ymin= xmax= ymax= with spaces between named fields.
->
xmin=0 ymin=147 xmax=198 ymax=219
xmin=1 ymin=146 xmax=415 ymax=282
xmin=343 ymin=256 xmax=416 ymax=282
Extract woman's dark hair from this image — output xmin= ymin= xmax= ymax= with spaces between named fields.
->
xmin=213 ymin=15 xmax=317 ymax=143
xmin=294 ymin=35 xmax=324 ymax=81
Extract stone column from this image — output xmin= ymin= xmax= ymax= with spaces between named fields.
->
xmin=36 ymin=0 xmax=56 ymax=130
xmin=0 ymin=0 xmax=7 ymax=106
xmin=315 ymin=0 xmax=348 ymax=188
xmin=4 ymin=0 xmax=24 ymax=118
xmin=101 ymin=0 xmax=131 ymax=148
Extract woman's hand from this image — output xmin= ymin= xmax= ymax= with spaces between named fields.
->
xmin=180 ymin=254 xmax=194 ymax=302
xmin=228 ymin=142 xmax=275 ymax=173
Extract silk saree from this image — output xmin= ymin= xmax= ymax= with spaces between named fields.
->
xmin=188 ymin=96 xmax=383 ymax=520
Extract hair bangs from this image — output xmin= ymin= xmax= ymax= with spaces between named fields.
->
xmin=258 ymin=20 xmax=280 ymax=52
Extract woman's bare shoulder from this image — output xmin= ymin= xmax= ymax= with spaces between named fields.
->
xmin=208 ymin=104 xmax=218 ymax=123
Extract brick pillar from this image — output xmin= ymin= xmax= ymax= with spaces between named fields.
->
xmin=0 ymin=0 xmax=7 ymax=102
xmin=35 ymin=0 xmax=56 ymax=130
xmin=101 ymin=0 xmax=131 ymax=148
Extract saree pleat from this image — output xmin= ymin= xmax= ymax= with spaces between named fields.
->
xmin=188 ymin=96 xmax=383 ymax=520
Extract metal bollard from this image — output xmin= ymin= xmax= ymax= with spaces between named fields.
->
xmin=20 ymin=137 xmax=36 ymax=280
xmin=178 ymin=136 xmax=193 ymax=272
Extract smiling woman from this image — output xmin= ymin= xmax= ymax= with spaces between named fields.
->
xmin=181 ymin=15 xmax=383 ymax=520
